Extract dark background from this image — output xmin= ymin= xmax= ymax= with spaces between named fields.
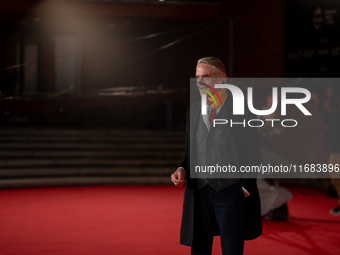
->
xmin=0 ymin=0 xmax=286 ymax=129
xmin=0 ymin=0 xmax=339 ymax=187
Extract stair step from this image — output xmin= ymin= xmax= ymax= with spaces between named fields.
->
xmin=0 ymin=129 xmax=184 ymax=136
xmin=0 ymin=128 xmax=184 ymax=187
xmin=0 ymin=167 xmax=174 ymax=177
xmin=0 ymin=136 xmax=184 ymax=143
xmin=0 ymin=159 xmax=179 ymax=168
xmin=0 ymin=150 xmax=183 ymax=158
xmin=0 ymin=143 xmax=183 ymax=149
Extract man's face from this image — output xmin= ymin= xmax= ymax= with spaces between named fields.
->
xmin=195 ymin=63 xmax=222 ymax=96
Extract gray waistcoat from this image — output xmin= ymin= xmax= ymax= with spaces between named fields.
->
xmin=193 ymin=108 xmax=240 ymax=191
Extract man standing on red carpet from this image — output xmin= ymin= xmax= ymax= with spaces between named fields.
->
xmin=171 ymin=57 xmax=262 ymax=255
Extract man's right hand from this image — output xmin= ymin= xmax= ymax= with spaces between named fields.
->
xmin=171 ymin=168 xmax=186 ymax=187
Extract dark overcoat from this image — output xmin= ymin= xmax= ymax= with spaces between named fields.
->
xmin=178 ymin=91 xmax=262 ymax=247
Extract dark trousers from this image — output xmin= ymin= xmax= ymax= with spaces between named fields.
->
xmin=191 ymin=182 xmax=245 ymax=255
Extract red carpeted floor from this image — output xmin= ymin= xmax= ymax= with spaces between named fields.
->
xmin=0 ymin=186 xmax=339 ymax=255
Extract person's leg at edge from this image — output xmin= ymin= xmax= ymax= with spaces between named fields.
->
xmin=330 ymin=153 xmax=340 ymax=215
xmin=212 ymin=183 xmax=245 ymax=255
xmin=191 ymin=185 xmax=215 ymax=255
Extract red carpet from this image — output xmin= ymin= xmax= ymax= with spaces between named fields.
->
xmin=0 ymin=186 xmax=339 ymax=255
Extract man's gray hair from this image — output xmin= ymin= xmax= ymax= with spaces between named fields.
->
xmin=197 ymin=56 xmax=226 ymax=76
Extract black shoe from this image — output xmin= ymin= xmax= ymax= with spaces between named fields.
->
xmin=329 ymin=205 xmax=340 ymax=216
